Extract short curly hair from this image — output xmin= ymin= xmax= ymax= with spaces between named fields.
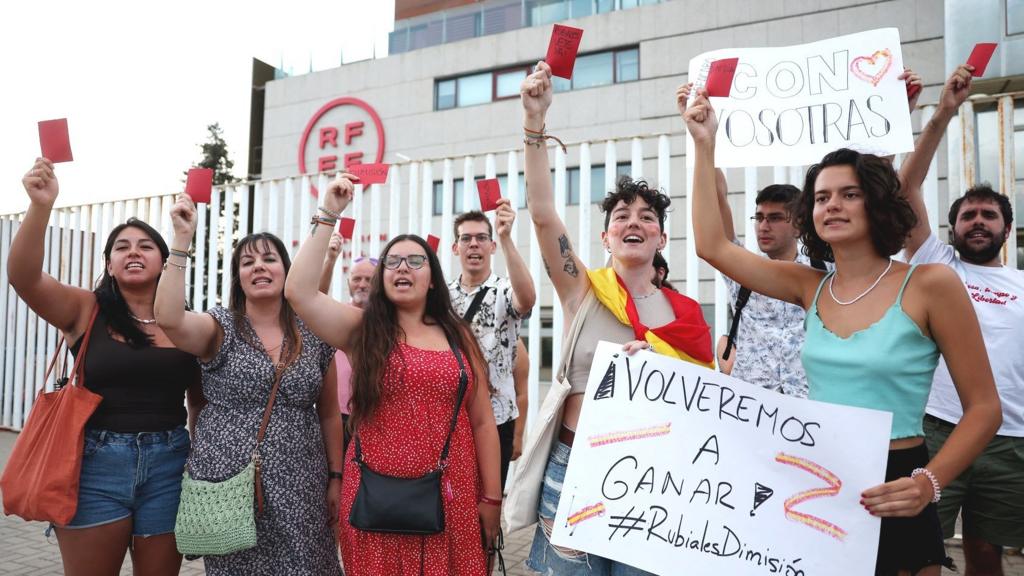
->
xmin=600 ymin=176 xmax=671 ymax=231
xmin=793 ymin=148 xmax=917 ymax=261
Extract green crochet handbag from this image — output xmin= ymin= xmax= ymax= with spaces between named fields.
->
xmin=174 ymin=362 xmax=286 ymax=556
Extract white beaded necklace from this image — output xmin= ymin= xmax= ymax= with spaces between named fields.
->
xmin=829 ymin=259 xmax=893 ymax=306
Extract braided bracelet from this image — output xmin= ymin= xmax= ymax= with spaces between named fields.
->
xmin=523 ymin=124 xmax=567 ymax=153
xmin=478 ymin=494 xmax=502 ymax=507
xmin=318 ymin=206 xmax=342 ymax=219
xmin=169 ymin=248 xmax=191 ymax=259
xmin=911 ymin=467 xmax=941 ymax=503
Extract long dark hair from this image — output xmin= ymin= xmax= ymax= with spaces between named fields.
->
xmin=794 ymin=148 xmax=917 ymax=261
xmin=348 ymin=234 xmax=485 ymax=431
xmin=229 ymin=233 xmax=303 ymax=369
xmin=94 ymin=218 xmax=169 ymax=348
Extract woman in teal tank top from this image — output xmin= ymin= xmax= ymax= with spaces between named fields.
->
xmin=683 ymin=88 xmax=1001 ymax=575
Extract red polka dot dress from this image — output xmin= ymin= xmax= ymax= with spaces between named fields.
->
xmin=339 ymin=342 xmax=486 ymax=576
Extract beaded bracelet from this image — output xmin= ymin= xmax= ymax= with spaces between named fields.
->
xmin=318 ymin=206 xmax=342 ymax=219
xmin=911 ymin=467 xmax=941 ymax=503
xmin=169 ymin=248 xmax=191 ymax=259
xmin=162 ymin=261 xmax=187 ymax=272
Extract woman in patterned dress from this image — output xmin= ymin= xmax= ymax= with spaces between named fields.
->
xmin=154 ymin=194 xmax=344 ymax=576
xmin=285 ymin=173 xmax=502 ymax=576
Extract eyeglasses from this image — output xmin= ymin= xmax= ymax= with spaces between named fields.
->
xmin=750 ymin=214 xmax=791 ymax=225
xmin=458 ymin=233 xmax=492 ymax=245
xmin=353 ymin=257 xmax=379 ymax=266
xmin=383 ymin=254 xmax=428 ymax=270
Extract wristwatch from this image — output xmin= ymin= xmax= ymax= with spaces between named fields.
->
xmin=328 ymin=470 xmax=343 ymax=480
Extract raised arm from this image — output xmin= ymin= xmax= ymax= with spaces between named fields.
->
xmin=8 ymin=159 xmax=95 ymax=342
xmin=677 ymin=83 xmax=735 ymax=242
xmin=154 ymin=194 xmax=222 ymax=361
xmin=318 ymin=233 xmax=343 ymax=294
xmin=284 ymin=174 xmax=364 ymax=351
xmin=521 ymin=61 xmax=589 ymax=312
xmin=686 ymin=90 xmax=820 ymax=307
xmin=863 ymin=264 xmax=1000 ymax=516
xmin=898 ymin=65 xmax=973 ymax=259
xmin=494 ymin=198 xmax=536 ymax=316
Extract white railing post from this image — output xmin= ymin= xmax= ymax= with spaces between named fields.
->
xmin=657 ymin=135 xmax=671 ymax=266
xmin=441 ymin=159 xmax=455 ymax=276
xmin=352 ymin=182 xmax=365 ymax=259
xmin=421 ymin=162 xmax=433 ymax=238
xmin=579 ymin=142 xmax=592 ymax=269
xmin=462 ymin=156 xmax=475 ymax=214
xmin=631 ymin=137 xmax=643 ymax=180
xmin=407 ymin=163 xmax=420 ymax=236
xmin=207 ymin=188 xmax=221 ymax=309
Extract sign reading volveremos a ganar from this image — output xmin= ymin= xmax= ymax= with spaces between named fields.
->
xmin=686 ymin=28 xmax=914 ymax=168
xmin=550 ymin=341 xmax=892 ymax=576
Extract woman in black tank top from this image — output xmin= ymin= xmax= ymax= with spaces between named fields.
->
xmin=9 ymin=159 xmax=202 ymax=576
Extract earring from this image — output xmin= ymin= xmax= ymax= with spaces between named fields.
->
xmin=605 ymin=246 xmax=611 ymax=254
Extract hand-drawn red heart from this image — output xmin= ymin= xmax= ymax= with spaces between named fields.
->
xmin=850 ymin=49 xmax=893 ymax=87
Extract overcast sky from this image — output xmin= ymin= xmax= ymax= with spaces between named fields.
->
xmin=0 ymin=0 xmax=393 ymax=215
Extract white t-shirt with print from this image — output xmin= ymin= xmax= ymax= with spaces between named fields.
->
xmin=909 ymin=233 xmax=1024 ymax=436
xmin=448 ymin=273 xmax=529 ymax=425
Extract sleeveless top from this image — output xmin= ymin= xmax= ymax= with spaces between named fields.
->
xmin=72 ymin=308 xmax=199 ymax=432
xmin=801 ymin=265 xmax=939 ymax=439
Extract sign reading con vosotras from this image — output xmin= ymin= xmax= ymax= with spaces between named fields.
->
xmin=550 ymin=341 xmax=893 ymax=576
xmin=686 ymin=28 xmax=914 ymax=168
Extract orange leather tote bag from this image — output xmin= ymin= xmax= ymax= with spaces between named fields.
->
xmin=1 ymin=305 xmax=101 ymax=525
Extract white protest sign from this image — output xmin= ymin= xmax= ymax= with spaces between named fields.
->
xmin=686 ymin=28 xmax=914 ymax=167
xmin=550 ymin=341 xmax=893 ymax=576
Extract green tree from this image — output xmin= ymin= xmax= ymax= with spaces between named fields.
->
xmin=192 ymin=123 xmax=238 ymax=185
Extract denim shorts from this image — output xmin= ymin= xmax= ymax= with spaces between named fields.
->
xmin=62 ymin=426 xmax=190 ymax=536
xmin=526 ymin=441 xmax=655 ymax=576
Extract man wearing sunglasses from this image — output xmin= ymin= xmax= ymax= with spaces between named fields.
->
xmin=319 ymin=235 xmax=378 ymax=450
xmin=449 ymin=199 xmax=536 ymax=490
xmin=712 ymin=170 xmax=828 ymax=397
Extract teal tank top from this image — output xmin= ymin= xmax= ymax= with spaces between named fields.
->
xmin=801 ymin=265 xmax=939 ymax=439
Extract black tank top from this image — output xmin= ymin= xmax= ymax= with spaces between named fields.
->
xmin=71 ymin=309 xmax=199 ymax=432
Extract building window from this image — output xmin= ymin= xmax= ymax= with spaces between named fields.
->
xmin=1009 ymin=0 xmax=1024 ymax=35
xmin=435 ymin=46 xmax=639 ymax=110
xmin=567 ymin=163 xmax=631 ymax=205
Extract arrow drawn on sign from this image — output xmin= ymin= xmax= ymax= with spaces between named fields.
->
xmin=750 ymin=482 xmax=774 ymax=516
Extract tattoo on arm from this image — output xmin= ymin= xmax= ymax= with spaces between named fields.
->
xmin=542 ymin=257 xmax=552 ymax=279
xmin=557 ymin=234 xmax=579 ymax=278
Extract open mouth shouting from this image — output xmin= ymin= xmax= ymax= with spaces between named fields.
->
xmin=622 ymin=234 xmax=644 ymax=244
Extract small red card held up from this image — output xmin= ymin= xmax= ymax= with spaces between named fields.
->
xmin=185 ymin=168 xmax=214 ymax=204
xmin=705 ymin=58 xmax=739 ymax=98
xmin=346 ymin=163 xmax=390 ymax=185
xmin=476 ymin=179 xmax=502 ymax=212
xmin=38 ymin=118 xmax=74 ymax=163
xmin=546 ymin=24 xmax=584 ymax=79
xmin=966 ymin=43 xmax=997 ymax=77
xmin=426 ymin=234 xmax=441 ymax=252
xmin=339 ymin=217 xmax=356 ymax=240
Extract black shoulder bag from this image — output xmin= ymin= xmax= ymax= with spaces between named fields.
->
xmin=722 ymin=258 xmax=827 ymax=361
xmin=348 ymin=334 xmax=469 ymax=535
xmin=462 ymin=286 xmax=491 ymax=324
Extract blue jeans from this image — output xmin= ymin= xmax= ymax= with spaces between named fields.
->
xmin=525 ymin=441 xmax=655 ymax=576
xmin=63 ymin=426 xmax=190 ymax=536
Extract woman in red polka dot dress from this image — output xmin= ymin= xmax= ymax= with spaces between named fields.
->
xmin=286 ymin=172 xmax=503 ymax=576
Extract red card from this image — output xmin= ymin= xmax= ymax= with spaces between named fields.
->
xmin=185 ymin=168 xmax=214 ymax=204
xmin=426 ymin=234 xmax=440 ymax=252
xmin=966 ymin=43 xmax=997 ymax=77
xmin=906 ymin=82 xmax=922 ymax=100
xmin=345 ymin=163 xmax=390 ymax=185
xmin=545 ymin=24 xmax=584 ymax=79
xmin=705 ymin=58 xmax=738 ymax=98
xmin=38 ymin=118 xmax=73 ymax=163
xmin=476 ymin=179 xmax=502 ymax=212
xmin=338 ymin=217 xmax=356 ymax=240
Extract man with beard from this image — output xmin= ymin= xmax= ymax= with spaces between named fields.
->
xmin=320 ymin=234 xmax=377 ymax=448
xmin=900 ymin=63 xmax=1024 ymax=575
xmin=449 ymin=201 xmax=535 ymax=490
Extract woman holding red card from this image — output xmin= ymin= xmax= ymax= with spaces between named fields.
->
xmin=8 ymin=158 xmax=202 ymax=576
xmin=508 ymin=62 xmax=713 ymax=576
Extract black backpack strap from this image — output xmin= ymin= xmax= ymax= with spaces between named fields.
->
xmin=463 ymin=286 xmax=491 ymax=324
xmin=722 ymin=287 xmax=751 ymax=361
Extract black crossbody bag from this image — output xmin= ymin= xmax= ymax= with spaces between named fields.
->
xmin=348 ymin=334 xmax=469 ymax=535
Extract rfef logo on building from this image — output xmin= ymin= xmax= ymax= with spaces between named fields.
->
xmin=297 ymin=97 xmax=385 ymax=178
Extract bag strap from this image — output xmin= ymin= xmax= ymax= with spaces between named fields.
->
xmin=722 ymin=287 xmax=751 ymax=361
xmin=462 ymin=286 xmax=491 ymax=324
xmin=253 ymin=357 xmax=288 ymax=515
xmin=353 ymin=333 xmax=469 ymax=470
xmin=39 ymin=304 xmax=100 ymax=395
xmin=555 ymin=289 xmax=597 ymax=383
xmin=810 ymin=258 xmax=828 ymax=271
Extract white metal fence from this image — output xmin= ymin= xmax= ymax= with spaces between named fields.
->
xmin=1 ymin=100 xmax=1018 ymax=431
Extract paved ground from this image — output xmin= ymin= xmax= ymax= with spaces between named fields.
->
xmin=2 ymin=429 xmax=1022 ymax=575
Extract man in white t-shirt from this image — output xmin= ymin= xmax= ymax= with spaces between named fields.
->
xmin=900 ymin=64 xmax=1024 ymax=574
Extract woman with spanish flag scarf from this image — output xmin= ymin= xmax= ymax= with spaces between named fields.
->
xmin=505 ymin=61 xmax=713 ymax=576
